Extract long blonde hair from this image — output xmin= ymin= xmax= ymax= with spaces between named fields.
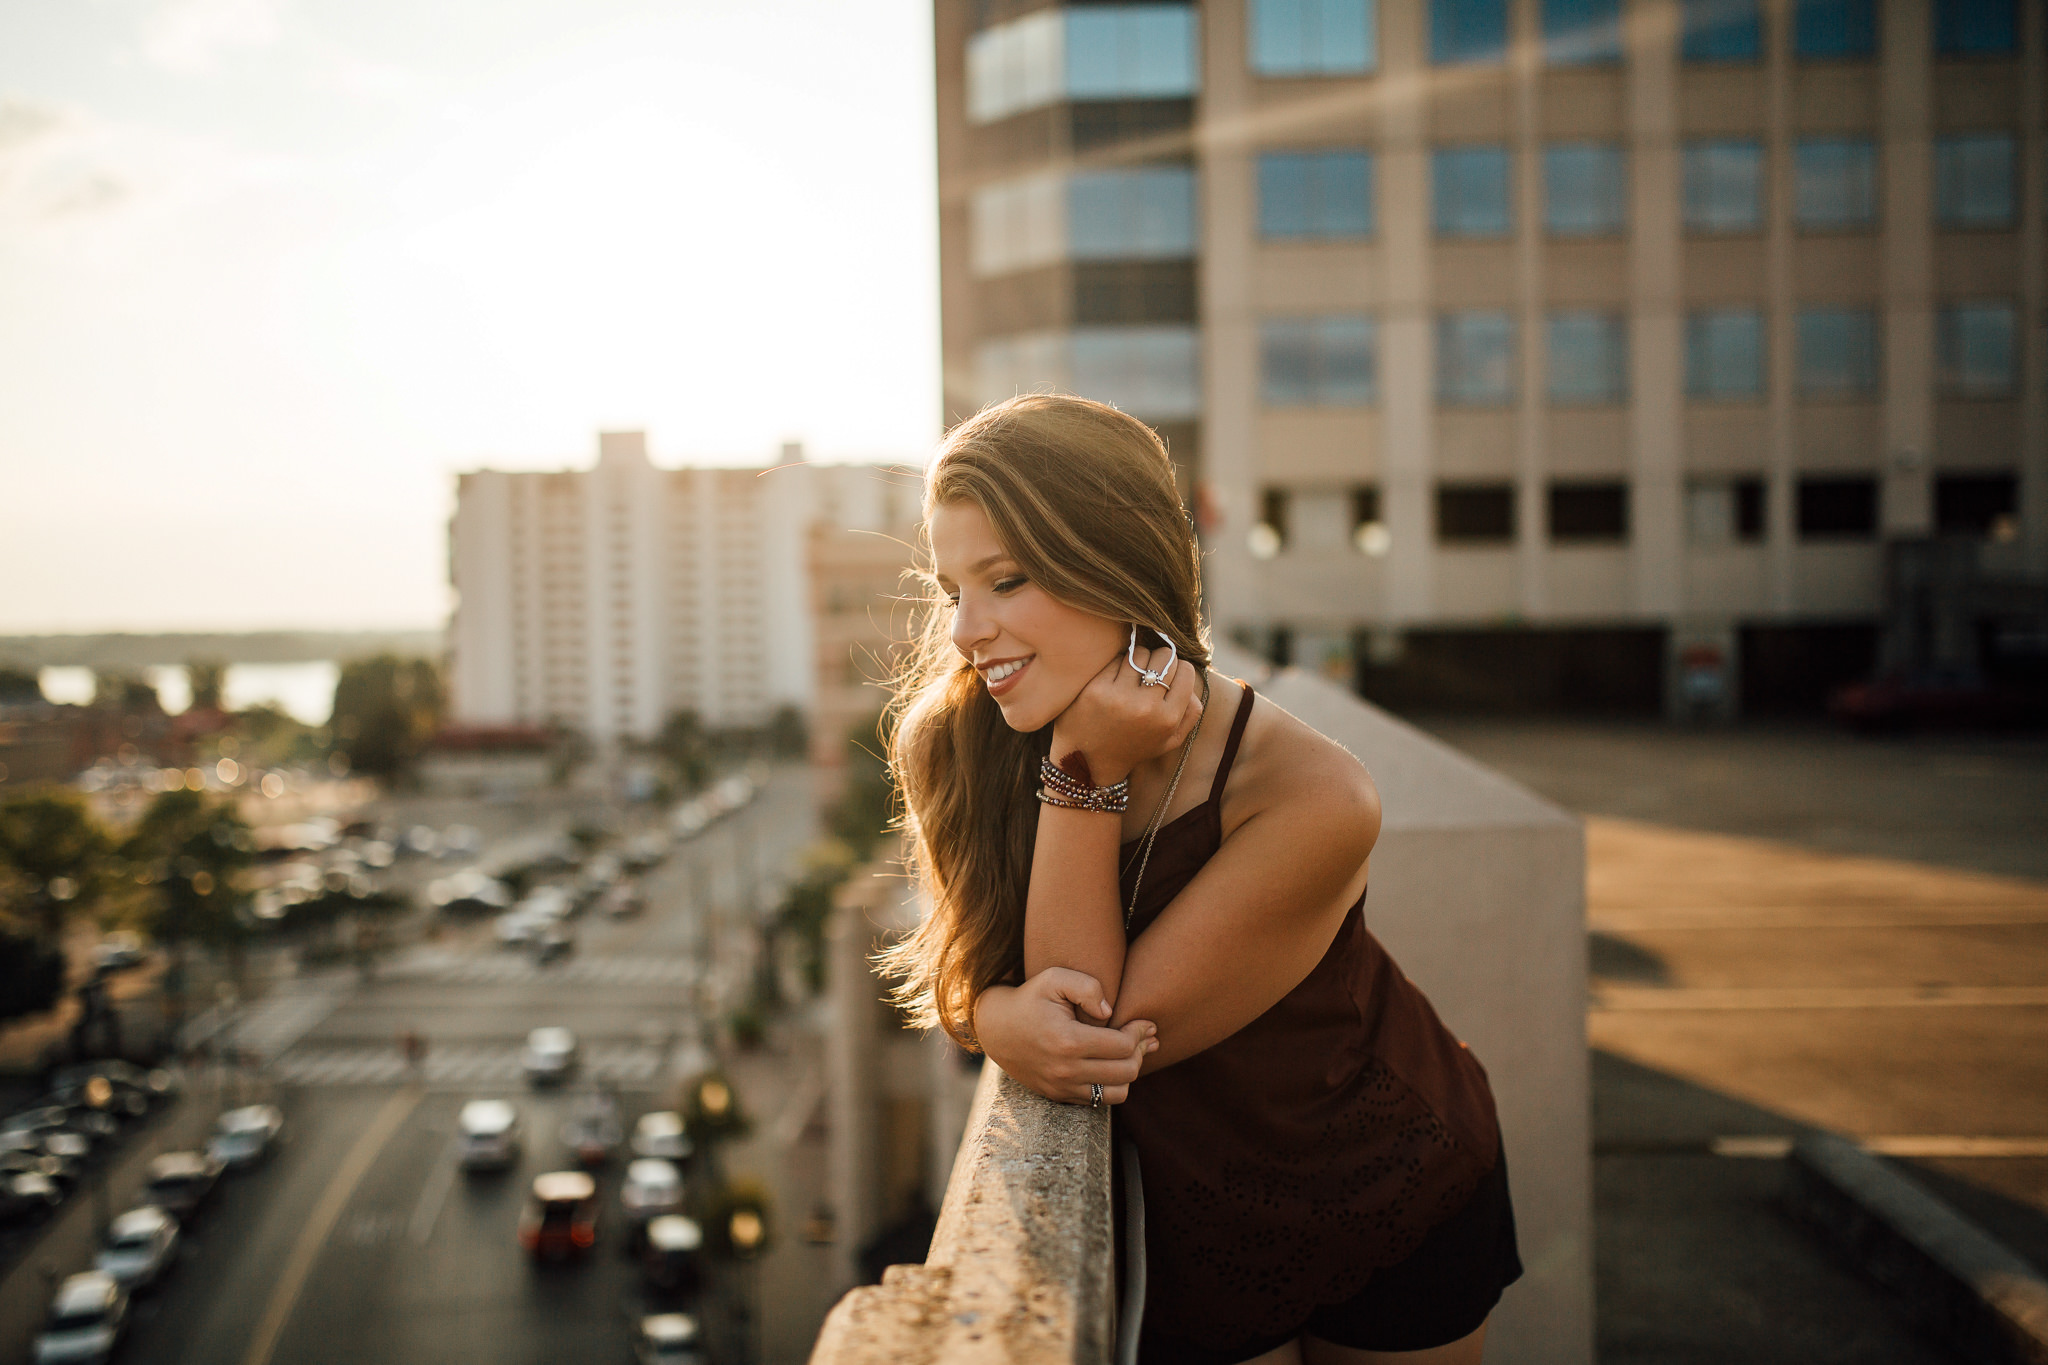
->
xmin=879 ymin=393 xmax=1209 ymax=1048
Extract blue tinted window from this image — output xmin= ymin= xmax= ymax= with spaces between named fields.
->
xmin=1433 ymin=147 xmax=1512 ymax=237
xmin=1938 ymin=303 xmax=2016 ymax=394
xmin=1069 ymin=168 xmax=1198 ymax=259
xmin=1686 ymin=310 xmax=1765 ymax=398
xmin=1259 ymin=152 xmax=1375 ymax=239
xmin=1066 ymin=7 xmax=1201 ymax=100
xmin=1548 ymin=313 xmax=1629 ymax=403
xmin=1431 ymin=0 xmax=1507 ymax=64
xmin=1935 ymin=135 xmax=2016 ymax=227
xmin=1797 ymin=309 xmax=1880 ymax=394
xmin=1682 ymin=0 xmax=1760 ymax=59
xmin=1544 ymin=0 xmax=1622 ymax=63
xmin=1684 ymin=141 xmax=1764 ymax=232
xmin=1794 ymin=140 xmax=1877 ymax=228
xmin=1072 ymin=326 xmax=1203 ymax=417
xmin=1251 ymin=0 xmax=1377 ymax=74
xmin=1935 ymin=0 xmax=2016 ymax=53
xmin=1794 ymin=0 xmax=1876 ymax=55
xmin=1545 ymin=144 xmax=1627 ymax=234
xmin=1438 ymin=312 xmax=1516 ymax=405
xmin=1261 ymin=316 xmax=1380 ymax=405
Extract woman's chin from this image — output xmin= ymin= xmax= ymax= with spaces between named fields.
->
xmin=989 ymin=688 xmax=1060 ymax=733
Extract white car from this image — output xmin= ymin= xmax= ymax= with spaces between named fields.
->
xmin=521 ymin=1028 xmax=579 ymax=1086
xmin=630 ymin=1111 xmax=693 ymax=1164
xmin=494 ymin=911 xmax=546 ymax=947
xmin=34 ymin=1272 xmax=127 ymax=1365
xmin=457 ymin=1100 xmax=521 ymax=1170
xmin=633 ymin=1313 xmax=705 ymax=1365
xmin=207 ymin=1105 xmax=284 ymax=1169
xmin=620 ymin=1158 xmax=683 ymax=1223
xmin=93 ymin=1207 xmax=179 ymax=1290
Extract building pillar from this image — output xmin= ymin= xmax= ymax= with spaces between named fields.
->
xmin=1383 ymin=0 xmax=1437 ymax=624
xmin=1881 ymin=0 xmax=1935 ymax=537
xmin=1764 ymin=0 xmax=1799 ymax=614
xmin=1513 ymin=0 xmax=1550 ymax=620
xmin=1628 ymin=0 xmax=1684 ymax=619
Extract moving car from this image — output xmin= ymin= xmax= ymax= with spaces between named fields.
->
xmin=93 ymin=1207 xmax=179 ymax=1290
xmin=560 ymin=1092 xmax=622 ymax=1166
xmin=140 ymin=1152 xmax=223 ymax=1220
xmin=457 ymin=1100 xmax=521 ymax=1171
xmin=517 ymin=1171 xmax=598 ymax=1260
xmin=639 ymin=1215 xmax=705 ymax=1294
xmin=630 ymin=1111 xmax=693 ymax=1165
xmin=208 ymin=1105 xmax=284 ymax=1169
xmin=521 ymin=1028 xmax=579 ymax=1086
xmin=632 ymin=1313 xmax=705 ymax=1365
xmin=33 ymin=1272 xmax=127 ymax=1365
xmin=620 ymin=1159 xmax=683 ymax=1230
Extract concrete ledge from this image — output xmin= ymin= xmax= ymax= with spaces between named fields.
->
xmin=1786 ymin=1132 xmax=2048 ymax=1364
xmin=811 ymin=1062 xmax=1115 ymax=1365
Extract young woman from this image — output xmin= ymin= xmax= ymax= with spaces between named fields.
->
xmin=882 ymin=394 xmax=1520 ymax=1365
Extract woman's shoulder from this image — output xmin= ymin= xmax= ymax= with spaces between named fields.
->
xmin=1221 ymin=679 xmax=1381 ymax=847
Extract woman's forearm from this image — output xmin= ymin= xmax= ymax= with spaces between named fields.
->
xmin=1022 ymin=803 xmax=1129 ymax=1005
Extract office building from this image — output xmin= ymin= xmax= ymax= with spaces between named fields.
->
xmin=935 ymin=0 xmax=2044 ymax=712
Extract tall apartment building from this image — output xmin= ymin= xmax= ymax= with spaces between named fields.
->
xmin=936 ymin=0 xmax=2044 ymax=712
xmin=448 ymin=432 xmax=883 ymax=743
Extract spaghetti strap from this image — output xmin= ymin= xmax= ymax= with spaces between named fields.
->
xmin=1208 ymin=681 xmax=1254 ymax=804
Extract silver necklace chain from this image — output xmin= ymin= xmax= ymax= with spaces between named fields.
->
xmin=1122 ymin=670 xmax=1211 ymax=930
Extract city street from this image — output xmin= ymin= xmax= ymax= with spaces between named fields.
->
xmin=103 ymin=766 xmax=819 ymax=1365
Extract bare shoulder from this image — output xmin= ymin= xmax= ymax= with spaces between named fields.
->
xmin=1217 ymin=680 xmax=1382 ymax=855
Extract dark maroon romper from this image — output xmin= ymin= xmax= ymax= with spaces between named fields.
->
xmin=1116 ymin=682 xmax=1520 ymax=1365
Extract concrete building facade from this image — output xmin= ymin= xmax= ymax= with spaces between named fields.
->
xmin=935 ymin=0 xmax=2044 ymax=713
xmin=448 ymin=433 xmax=891 ymax=743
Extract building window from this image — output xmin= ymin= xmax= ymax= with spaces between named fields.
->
xmin=1549 ymin=481 xmax=1629 ymax=543
xmin=1437 ymin=484 xmax=1517 ymax=542
xmin=1437 ymin=312 xmax=1517 ymax=405
xmin=1688 ymin=477 xmax=1767 ymax=544
xmin=1794 ymin=140 xmax=1877 ymax=229
xmin=1684 ymin=141 xmax=1765 ymax=233
xmin=1682 ymin=0 xmax=1761 ymax=59
xmin=1070 ymin=168 xmax=1200 ymax=259
xmin=977 ymin=325 xmax=1201 ymax=418
xmin=1934 ymin=134 xmax=2017 ymax=228
xmin=1935 ymin=0 xmax=2016 ymax=54
xmin=1797 ymin=476 xmax=1879 ymax=539
xmin=967 ymin=6 xmax=1199 ymax=125
xmin=1686 ymin=310 xmax=1765 ymax=399
xmin=1797 ymin=308 xmax=1880 ymax=396
xmin=1353 ymin=486 xmax=1390 ymax=554
xmin=1431 ymin=0 xmax=1507 ymax=64
xmin=1544 ymin=143 xmax=1628 ymax=235
xmin=1935 ymin=473 xmax=2018 ymax=537
xmin=1255 ymin=486 xmax=1291 ymax=555
xmin=1433 ymin=147 xmax=1512 ymax=237
xmin=1548 ymin=312 xmax=1629 ymax=404
xmin=1259 ymin=151 xmax=1375 ymax=239
xmin=1250 ymin=0 xmax=1377 ymax=74
xmin=1938 ymin=302 xmax=2017 ymax=395
xmin=1261 ymin=316 xmax=1380 ymax=406
xmin=1794 ymin=0 xmax=1876 ymax=54
xmin=1544 ymin=0 xmax=1623 ymax=62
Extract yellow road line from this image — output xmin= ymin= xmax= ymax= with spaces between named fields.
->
xmin=241 ymin=1086 xmax=423 ymax=1365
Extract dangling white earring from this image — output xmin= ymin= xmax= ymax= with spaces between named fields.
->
xmin=1127 ymin=624 xmax=1176 ymax=687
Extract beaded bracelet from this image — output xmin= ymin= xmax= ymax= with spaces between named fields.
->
xmin=1036 ymin=756 xmax=1129 ymax=813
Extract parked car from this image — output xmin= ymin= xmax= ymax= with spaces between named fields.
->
xmin=90 ymin=934 xmax=147 ymax=973
xmin=93 ymin=1207 xmax=179 ymax=1290
xmin=632 ymin=1313 xmax=705 ymax=1365
xmin=638 ymin=1215 xmax=705 ymax=1294
xmin=208 ymin=1106 xmax=284 ymax=1169
xmin=139 ymin=1152 xmax=223 ymax=1220
xmin=33 ymin=1272 xmax=127 ymax=1365
xmin=522 ymin=1028 xmax=579 ymax=1086
xmin=50 ymin=1062 xmax=177 ymax=1110
xmin=560 ymin=1093 xmax=622 ymax=1166
xmin=457 ymin=1100 xmax=521 ymax=1171
xmin=517 ymin=1171 xmax=598 ymax=1260
xmin=0 ymin=1171 xmax=63 ymax=1226
xmin=620 ymin=1159 xmax=683 ymax=1228
xmin=0 ymin=1150 xmax=74 ymax=1193
xmin=630 ymin=1111 xmax=693 ymax=1165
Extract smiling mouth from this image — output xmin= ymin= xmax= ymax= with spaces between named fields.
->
xmin=980 ymin=656 xmax=1033 ymax=695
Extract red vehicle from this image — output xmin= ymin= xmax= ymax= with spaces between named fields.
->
xmin=517 ymin=1171 xmax=599 ymax=1260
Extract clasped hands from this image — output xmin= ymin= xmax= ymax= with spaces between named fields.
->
xmin=973 ymin=968 xmax=1157 ymax=1107
xmin=1048 ymin=636 xmax=1204 ymax=788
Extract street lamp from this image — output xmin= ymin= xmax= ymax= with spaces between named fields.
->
xmin=84 ymin=1077 xmax=113 ymax=1235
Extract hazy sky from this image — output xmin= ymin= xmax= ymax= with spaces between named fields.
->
xmin=0 ymin=0 xmax=941 ymax=633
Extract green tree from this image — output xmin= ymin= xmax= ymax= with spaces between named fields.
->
xmin=92 ymin=670 xmax=160 ymax=713
xmin=185 ymin=660 xmax=227 ymax=712
xmin=122 ymin=789 xmax=254 ymax=1009
xmin=656 ymin=709 xmax=712 ymax=791
xmin=0 ymin=789 xmax=109 ymax=941
xmin=767 ymin=705 xmax=808 ymax=759
xmin=329 ymin=655 xmax=443 ymax=779
xmin=0 ymin=666 xmax=42 ymax=705
xmin=829 ymin=714 xmax=894 ymax=858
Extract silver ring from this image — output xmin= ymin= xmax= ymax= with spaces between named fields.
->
xmin=1127 ymin=625 xmax=1176 ymax=688
xmin=1089 ymin=1083 xmax=1104 ymax=1109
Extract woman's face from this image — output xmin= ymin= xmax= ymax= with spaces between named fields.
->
xmin=929 ymin=498 xmax=1125 ymax=733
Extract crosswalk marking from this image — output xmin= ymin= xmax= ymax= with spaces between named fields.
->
xmin=271 ymin=1040 xmax=669 ymax=1088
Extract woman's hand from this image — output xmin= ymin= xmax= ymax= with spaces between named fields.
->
xmin=974 ymin=968 xmax=1158 ymax=1106
xmin=1049 ymin=642 xmax=1203 ymax=786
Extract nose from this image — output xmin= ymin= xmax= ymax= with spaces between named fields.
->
xmin=951 ymin=594 xmax=995 ymax=659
